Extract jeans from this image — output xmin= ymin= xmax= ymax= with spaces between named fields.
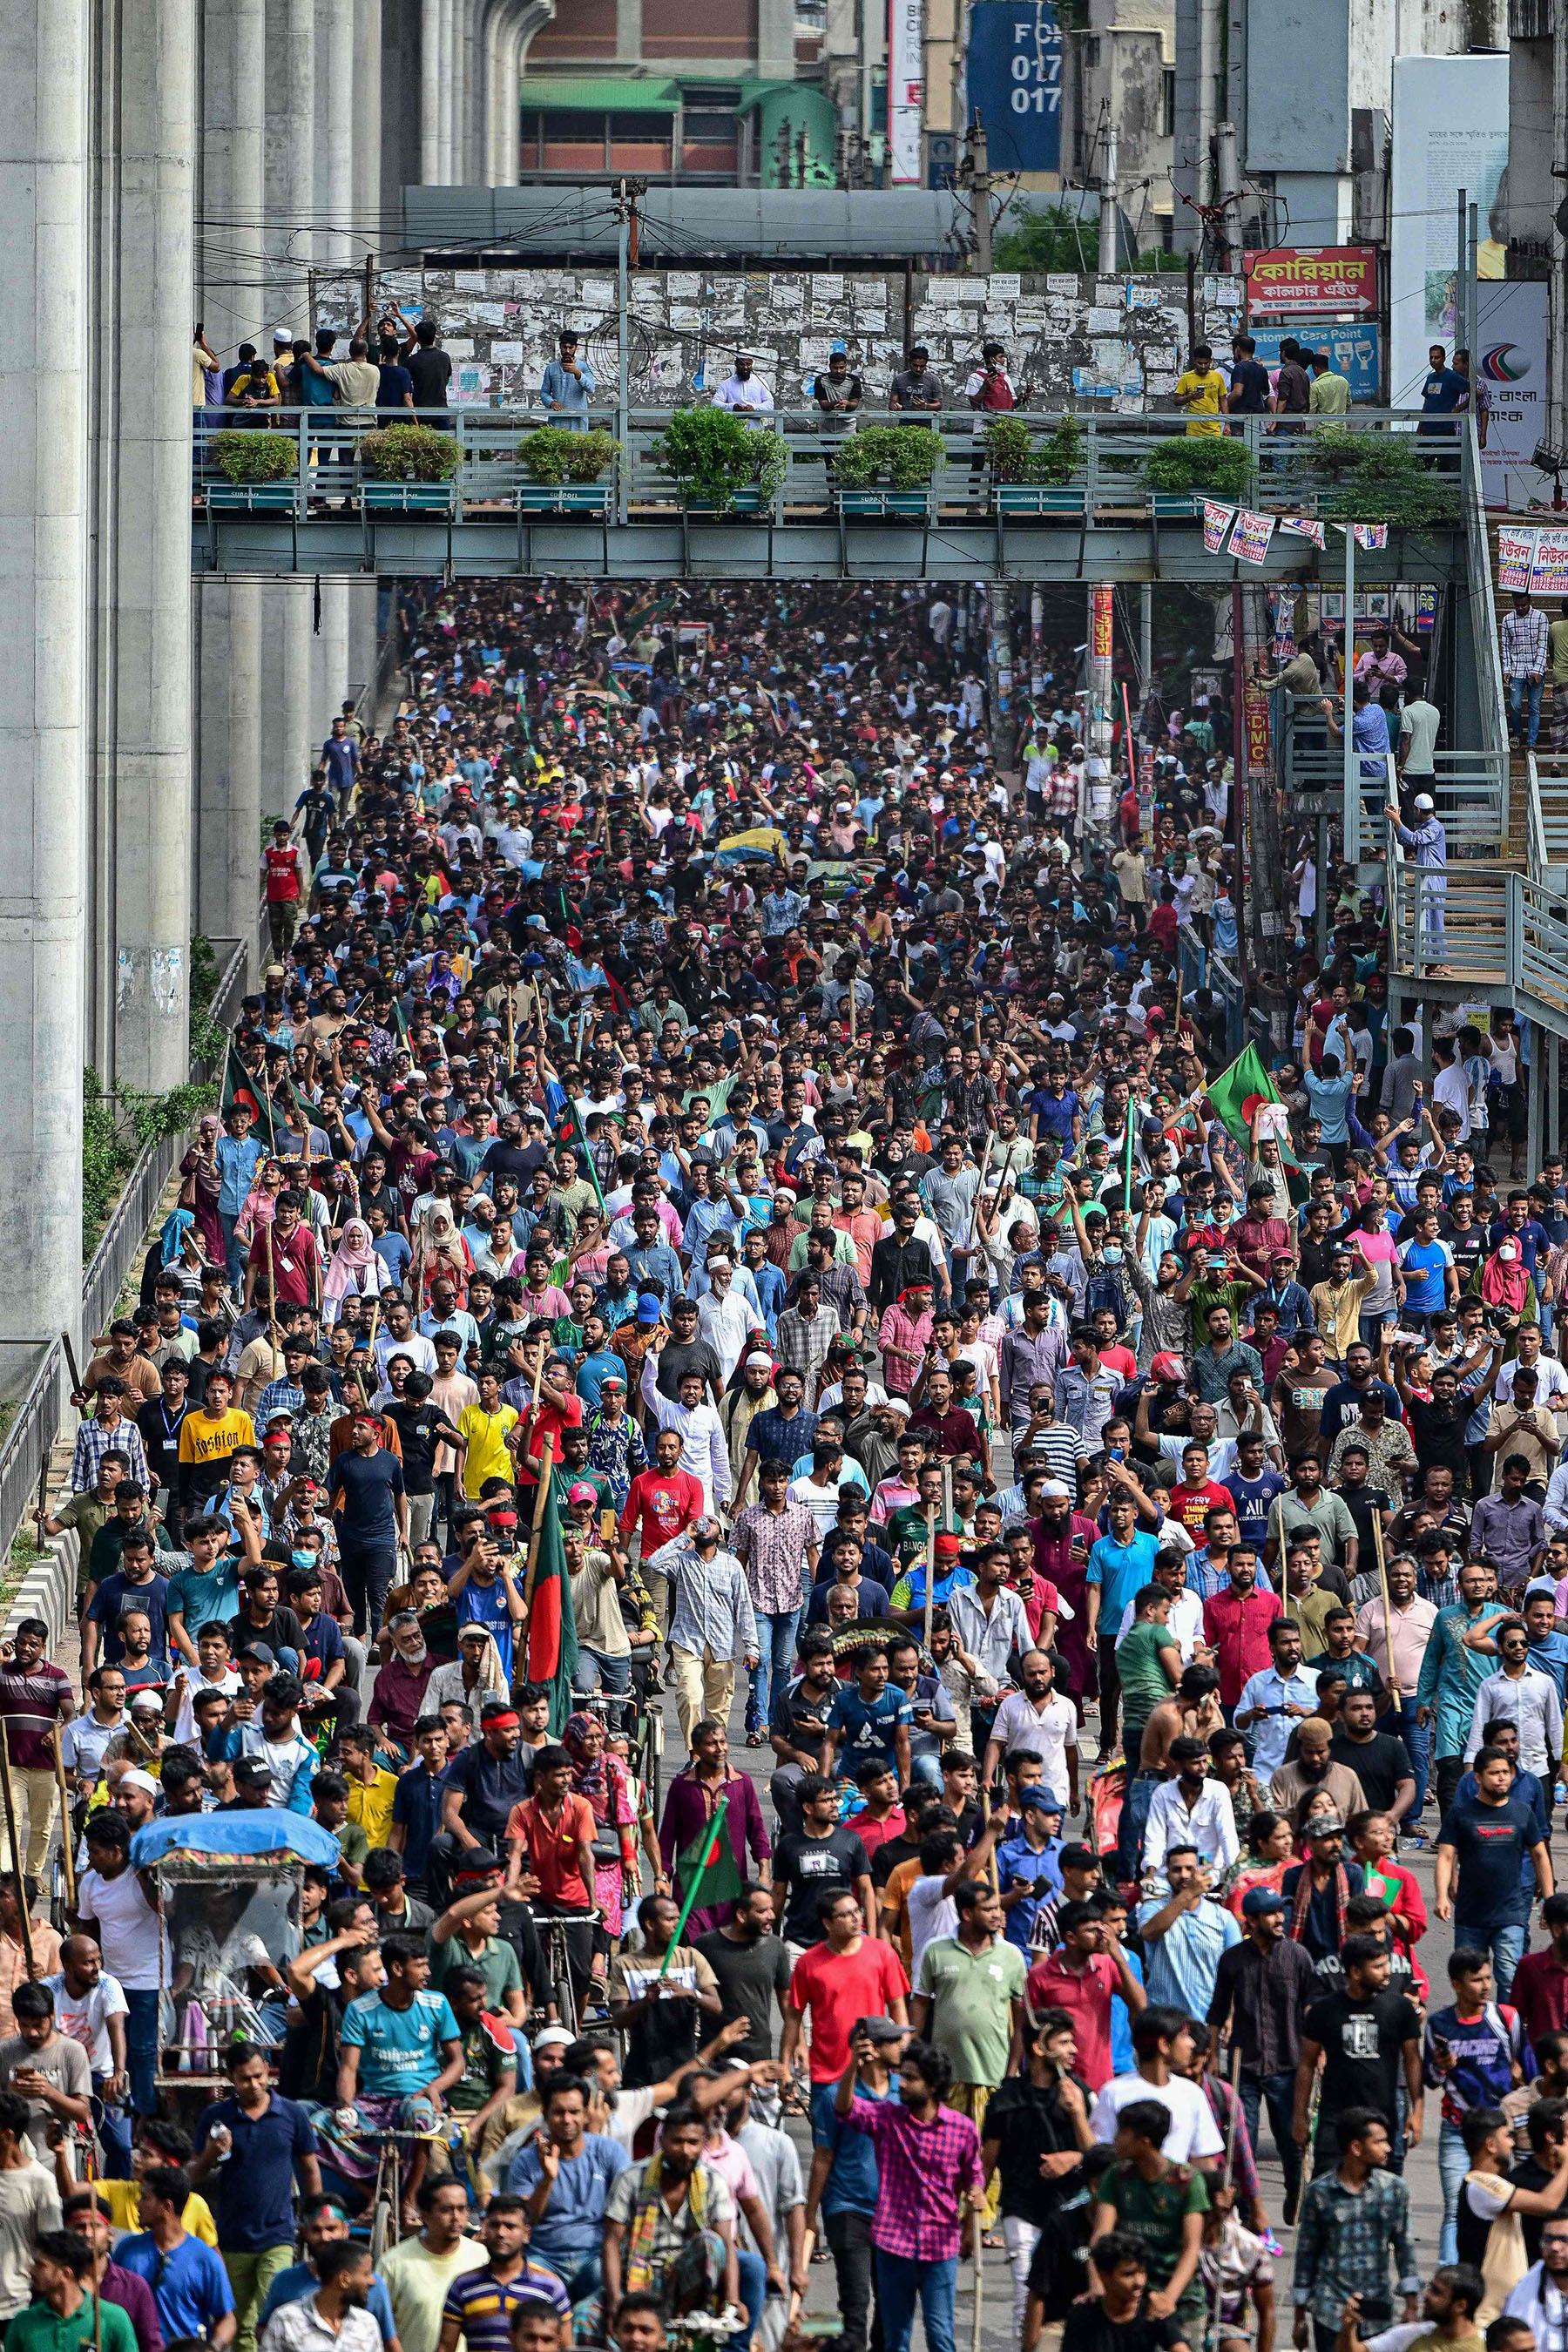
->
xmin=1239 ymin=2066 xmax=1301 ymax=2210
xmin=823 ymin=2208 xmax=879 ymax=2352
xmin=341 ymin=1544 xmax=396 ymax=1637
xmin=1461 ymin=1917 xmax=1526 ymax=1997
xmin=1438 ymin=2114 xmax=1467 ymax=2262
xmin=1389 ymin=1699 xmax=1430 ymax=1820
xmin=220 ymin=1210 xmax=246 ymax=1292
xmin=874 ymin=2251 xmax=957 ymax=2352
xmin=734 ymin=2249 xmax=768 ymax=2341
xmin=748 ymin=1608 xmax=802 ymax=1732
xmin=1511 ymin=672 xmax=1544 ymax=745
xmin=1002 ymin=2216 xmax=1042 ymax=2343
xmin=92 ymin=2078 xmax=132 ymax=2176
xmin=1118 ymin=1768 xmax=1160 ymax=1879
xmin=123 ymin=1988 xmax=159 ymax=2114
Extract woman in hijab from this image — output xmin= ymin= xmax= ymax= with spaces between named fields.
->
xmin=322 ymin=1219 xmax=381 ymax=1325
xmin=1475 ymin=1235 xmax=1539 ymax=1332
xmin=416 ymin=1201 xmax=474 ymax=1306
xmin=178 ymin=1112 xmax=225 ymax=1264
xmin=563 ymin=1709 xmax=639 ymax=1973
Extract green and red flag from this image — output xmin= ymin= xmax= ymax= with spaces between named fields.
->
xmin=1204 ymin=1043 xmax=1309 ymax=1203
xmin=522 ymin=1484 xmax=579 ymax=1734
xmin=663 ymin=1795 xmax=741 ymax=1966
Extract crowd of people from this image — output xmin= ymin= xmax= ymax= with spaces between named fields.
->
xmin=6 ymin=574 xmax=1568 ymax=2352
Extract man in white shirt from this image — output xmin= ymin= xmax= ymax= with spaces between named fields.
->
xmin=981 ymin=1652 xmax=1078 ymax=1805
xmin=1087 ymin=2006 xmax=1227 ymax=2163
xmin=713 ymin=354 xmax=774 ymax=417
xmin=639 ymin=1348 xmax=730 ymax=1515
xmin=1142 ymin=1736 xmax=1240 ymax=1876
xmin=694 ymin=1257 xmax=761 ymax=1385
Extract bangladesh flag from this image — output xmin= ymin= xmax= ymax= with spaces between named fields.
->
xmin=524 ymin=1499 xmax=579 ymax=1734
xmin=673 ymin=1802 xmax=743 ymax=1912
xmin=1204 ymin=1043 xmax=1309 ymax=1203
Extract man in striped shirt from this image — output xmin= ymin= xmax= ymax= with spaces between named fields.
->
xmin=1504 ymin=592 xmax=1550 ymax=747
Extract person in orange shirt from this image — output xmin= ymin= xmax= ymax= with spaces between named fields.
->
xmin=506 ymin=1742 xmax=601 ymax=2010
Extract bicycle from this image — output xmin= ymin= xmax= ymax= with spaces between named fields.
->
xmin=334 ymin=2122 xmax=449 ymax=2266
xmin=533 ymin=1903 xmax=603 ymax=2041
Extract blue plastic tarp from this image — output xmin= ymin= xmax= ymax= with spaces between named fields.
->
xmin=130 ymin=1810 xmax=342 ymax=1869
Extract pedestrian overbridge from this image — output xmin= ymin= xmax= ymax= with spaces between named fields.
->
xmin=189 ymin=406 xmax=1467 ymax=584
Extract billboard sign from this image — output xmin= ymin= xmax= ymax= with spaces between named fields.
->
xmin=888 ymin=0 xmax=923 ymax=184
xmin=1475 ymin=280 xmax=1553 ymax=512
xmin=1242 ymin=247 xmax=1375 ymax=317
xmin=1389 ymin=51 xmax=1509 ymax=403
xmin=1247 ymin=325 xmax=1381 ymax=402
xmin=966 ymin=2 xmax=1063 ymax=174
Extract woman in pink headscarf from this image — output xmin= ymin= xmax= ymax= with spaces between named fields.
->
xmin=322 ymin=1219 xmax=381 ymax=1324
xmin=1476 ymin=1236 xmax=1539 ymax=1333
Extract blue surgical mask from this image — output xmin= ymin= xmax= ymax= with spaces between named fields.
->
xmin=1102 ymin=1245 xmax=1123 ymax=1265
xmin=291 ymin=1550 xmax=315 ymax=1570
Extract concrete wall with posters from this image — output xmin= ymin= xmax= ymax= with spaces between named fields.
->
xmin=327 ymin=265 xmax=1247 ymax=409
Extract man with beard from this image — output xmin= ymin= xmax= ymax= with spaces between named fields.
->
xmin=600 ymin=2103 xmax=739 ymax=2327
xmin=1030 ymin=1479 xmax=1098 ymax=1718
xmin=258 ymin=2240 xmax=379 ymax=2352
xmin=693 ymin=1882 xmax=791 ymax=2065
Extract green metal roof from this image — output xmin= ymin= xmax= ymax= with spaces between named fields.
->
xmin=517 ymin=77 xmax=682 ymax=112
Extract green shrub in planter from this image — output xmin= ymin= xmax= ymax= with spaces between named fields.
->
xmin=983 ymin=416 xmax=1035 ymax=483
xmin=833 ymin=425 xmax=941 ymax=490
xmin=652 ymin=406 xmax=787 ymax=510
xmin=358 ymin=424 xmax=461 ymax=483
xmin=1029 ymin=413 xmax=1084 ymax=486
xmin=212 ymin=430 xmax=297 ymax=485
xmin=1144 ymin=437 xmax=1252 ymax=498
xmin=565 ymin=429 xmax=618 ymax=483
xmin=1309 ymin=425 xmax=1460 ymax=526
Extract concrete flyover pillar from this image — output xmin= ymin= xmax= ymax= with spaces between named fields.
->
xmin=105 ymin=0 xmax=197 ymax=1092
xmin=314 ymin=0 xmax=355 ymax=735
xmin=0 ymin=0 xmax=89 ymax=1335
xmin=196 ymin=0 xmax=267 ymax=968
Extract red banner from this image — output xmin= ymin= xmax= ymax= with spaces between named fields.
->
xmin=1091 ymin=585 xmax=1112 ymax=660
xmin=1243 ymin=246 xmax=1376 ymax=317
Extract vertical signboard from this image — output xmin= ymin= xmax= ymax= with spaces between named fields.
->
xmin=1389 ymin=52 xmax=1508 ymax=404
xmin=888 ymin=0 xmax=923 ymax=184
xmin=1475 ymin=280 xmax=1552 ymax=512
xmin=965 ymin=2 xmax=1063 ymax=175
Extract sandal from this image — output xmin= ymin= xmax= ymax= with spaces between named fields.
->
xmin=745 ymin=1729 xmax=766 ymax=1747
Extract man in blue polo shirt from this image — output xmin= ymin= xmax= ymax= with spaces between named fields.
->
xmin=189 ymin=2043 xmax=321 ymax=2352
xmin=1085 ymin=1490 xmax=1159 ymax=1759
xmin=1397 ymin=1209 xmax=1456 ymax=1335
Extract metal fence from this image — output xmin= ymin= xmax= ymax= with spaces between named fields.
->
xmin=0 ymin=936 xmax=250 ymax=1567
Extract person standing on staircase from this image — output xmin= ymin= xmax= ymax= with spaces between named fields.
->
xmin=1546 ymin=599 xmax=1568 ymax=751
xmin=1396 ymin=666 xmax=1441 ymax=826
xmin=1504 ymin=590 xmax=1550 ymax=751
xmin=1384 ymin=792 xmax=1450 ymax=973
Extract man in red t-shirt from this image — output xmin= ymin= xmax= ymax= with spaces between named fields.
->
xmin=245 ymin=1193 xmax=320 ymax=1311
xmin=618 ymin=1427 xmax=704 ymax=1558
xmin=779 ymin=1886 xmax=909 ymax=2085
xmin=261 ymin=821 xmax=307 ymax=957
xmin=1024 ymin=1906 xmax=1144 ymax=2092
xmin=1167 ymin=1442 xmax=1234 ymax=1538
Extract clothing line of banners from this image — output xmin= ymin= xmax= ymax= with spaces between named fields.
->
xmin=1496 ymin=524 xmax=1568 ymax=597
xmin=1200 ymin=504 xmax=1391 ymax=564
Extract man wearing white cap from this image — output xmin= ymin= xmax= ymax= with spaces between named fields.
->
xmin=713 ymin=352 xmax=774 ymax=418
xmin=696 ymin=1258 xmax=761 ymax=1386
xmin=1384 ymin=788 xmax=1448 ymax=970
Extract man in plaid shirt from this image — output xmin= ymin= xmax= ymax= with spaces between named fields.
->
xmin=1048 ymin=756 xmax=1080 ymax=844
xmin=1293 ymin=2105 xmax=1419 ymax=2352
xmin=1503 ymin=591 xmax=1550 ymax=747
xmin=71 ymin=1384 xmax=150 ymax=1496
xmin=774 ymin=1276 xmax=839 ymax=1405
xmin=833 ymin=2029 xmax=983 ymax=2352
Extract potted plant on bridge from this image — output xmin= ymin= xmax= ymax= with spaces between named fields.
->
xmin=830 ymin=424 xmax=942 ymax=519
xmin=517 ymin=425 xmax=619 ymax=515
xmin=985 ymin=413 xmax=1086 ymax=519
xmin=1143 ymin=435 xmax=1252 ymax=516
xmin=358 ymin=422 xmax=462 ymax=511
xmin=651 ymin=406 xmax=788 ymax=515
xmin=206 ymin=429 xmax=299 ymax=510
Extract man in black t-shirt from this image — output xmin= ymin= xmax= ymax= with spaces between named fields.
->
xmin=385 ymin=1372 xmax=463 ymax=1549
xmin=771 ymin=1774 xmax=873 ymax=1947
xmin=1295 ymin=1934 xmax=1422 ymax=2173
xmin=1052 ymin=2230 xmax=1192 ymax=2352
xmin=1329 ymin=1689 xmax=1416 ymax=1821
xmin=399 ymin=314 xmax=453 ymax=417
xmin=693 ymin=1883 xmax=792 ymax=2061
xmin=1226 ymin=335 xmax=1273 ymax=416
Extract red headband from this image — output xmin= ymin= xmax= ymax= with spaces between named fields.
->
xmin=484 ymin=1710 xmax=520 ymax=1730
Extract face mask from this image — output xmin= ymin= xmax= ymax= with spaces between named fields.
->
xmin=291 ymin=1551 xmax=316 ymax=1571
xmin=1101 ymin=1245 xmax=1123 ymax=1265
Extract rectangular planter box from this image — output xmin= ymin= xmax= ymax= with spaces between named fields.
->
xmin=684 ymin=488 xmax=767 ymax=514
xmin=516 ymin=482 xmax=614 ymax=514
xmin=206 ymin=482 xmax=299 ymax=510
xmin=363 ymin=482 xmax=456 ymax=511
xmin=834 ymin=488 xmax=935 ymax=519
xmin=994 ymin=485 xmax=1087 ymax=519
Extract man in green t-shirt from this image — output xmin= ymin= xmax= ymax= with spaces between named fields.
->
xmin=438 ymin=1965 xmax=519 ymax=2146
xmin=1118 ymin=1586 xmax=1182 ymax=1762
xmin=8 ymin=2230 xmax=139 ymax=2352
xmin=1091 ymin=2098 xmax=1210 ymax=2328
xmin=428 ymin=1869 xmax=527 ymax=2022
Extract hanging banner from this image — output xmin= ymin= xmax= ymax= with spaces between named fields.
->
xmin=1242 ymin=247 xmax=1377 ymax=318
xmin=1245 ymin=679 xmax=1273 ymax=777
xmin=1476 ymin=280 xmax=1554 ymax=511
xmin=1531 ymin=528 xmax=1568 ymax=597
xmin=1090 ymin=585 xmax=1113 ymax=659
xmin=1351 ymin=523 xmax=1389 ymax=550
xmin=1230 ymin=509 xmax=1277 ymax=565
xmin=887 ymin=0 xmax=924 ymax=184
xmin=1389 ymin=51 xmax=1508 ymax=402
xmin=1201 ymin=501 xmax=1234 ymax=555
xmin=1497 ymin=524 xmax=1537 ymax=592
xmin=1279 ymin=515 xmax=1327 ymax=548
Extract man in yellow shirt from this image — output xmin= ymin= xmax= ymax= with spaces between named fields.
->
xmin=338 ymin=1721 xmax=399 ymax=1848
xmin=1174 ymin=342 xmax=1227 ymax=437
xmin=456 ymin=1370 xmax=519 ymax=1500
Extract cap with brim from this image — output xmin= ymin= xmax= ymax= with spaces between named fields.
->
xmin=567 ymin=1482 xmax=598 ymax=1504
xmin=237 ymin=1643 xmax=275 ymax=1666
xmin=636 ymin=1294 xmax=663 ymax=1325
xmin=1305 ymin=1813 xmax=1345 ymax=1838
xmin=1240 ymin=1887 xmax=1288 ymax=1916
xmin=1019 ymin=1787 xmax=1064 ymax=1813
xmin=855 ymin=2017 xmax=908 ymax=2045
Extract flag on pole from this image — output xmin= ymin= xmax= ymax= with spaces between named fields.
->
xmin=544 ymin=1078 xmax=607 ymax=1214
xmin=1123 ymin=1116 xmax=1135 ymax=1212
xmin=1204 ymin=1043 xmax=1308 ymax=1201
xmin=521 ymin=1467 xmax=579 ymax=1734
xmin=663 ymin=1795 xmax=741 ymax=1966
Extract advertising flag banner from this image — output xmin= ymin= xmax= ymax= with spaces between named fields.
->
xmin=1201 ymin=501 xmax=1233 ymax=555
xmin=1531 ymin=529 xmax=1568 ymax=598
xmin=1279 ymin=516 xmax=1327 ymax=548
xmin=1497 ymin=525 xmax=1537 ymax=592
xmin=1230 ymin=509 xmax=1276 ymax=565
xmin=1351 ymin=524 xmax=1389 ymax=550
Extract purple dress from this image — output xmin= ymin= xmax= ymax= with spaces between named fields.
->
xmin=658 ymin=1766 xmax=771 ymax=1932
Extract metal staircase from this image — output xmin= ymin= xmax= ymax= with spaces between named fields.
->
xmin=1384 ymin=427 xmax=1568 ymax=1040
